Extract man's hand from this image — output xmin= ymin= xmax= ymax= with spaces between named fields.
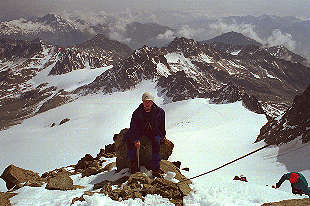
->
xmin=272 ymin=183 xmax=280 ymax=189
xmin=135 ymin=140 xmax=140 ymax=150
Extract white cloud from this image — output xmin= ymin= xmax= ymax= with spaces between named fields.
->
xmin=266 ymin=29 xmax=296 ymax=51
xmin=156 ymin=25 xmax=200 ymax=41
xmin=156 ymin=30 xmax=175 ymax=40
xmin=176 ymin=25 xmax=196 ymax=39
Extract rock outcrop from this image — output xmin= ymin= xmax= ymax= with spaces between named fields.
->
xmin=256 ymin=84 xmax=310 ymax=144
xmin=1 ymin=136 xmax=191 ymax=206
xmin=113 ymin=128 xmax=174 ymax=171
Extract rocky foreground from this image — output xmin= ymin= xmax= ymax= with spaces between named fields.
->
xmin=1 ymin=129 xmax=309 ymax=205
xmin=0 ymin=129 xmax=191 ymax=206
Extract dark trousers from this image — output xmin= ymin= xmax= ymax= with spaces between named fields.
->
xmin=291 ymin=184 xmax=303 ymax=195
xmin=126 ymin=135 xmax=161 ymax=171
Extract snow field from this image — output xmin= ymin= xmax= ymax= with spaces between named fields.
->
xmin=1 ymin=80 xmax=309 ymax=205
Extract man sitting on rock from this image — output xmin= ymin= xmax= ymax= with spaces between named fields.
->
xmin=274 ymin=172 xmax=310 ymax=197
xmin=124 ymin=92 xmax=166 ymax=177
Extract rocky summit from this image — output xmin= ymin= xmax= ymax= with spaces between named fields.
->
xmin=0 ymin=129 xmax=191 ymax=206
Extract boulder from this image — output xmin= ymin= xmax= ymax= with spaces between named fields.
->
xmin=75 ymin=153 xmax=107 ymax=177
xmin=75 ymin=154 xmax=95 ymax=170
xmin=0 ymin=165 xmax=43 ymax=190
xmin=113 ymin=128 xmax=174 ymax=171
xmin=45 ymin=173 xmax=74 ymax=191
xmin=159 ymin=160 xmax=192 ymax=196
xmin=41 ymin=167 xmax=73 ymax=179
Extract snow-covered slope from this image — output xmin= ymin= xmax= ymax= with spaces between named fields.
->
xmin=0 ymin=36 xmax=132 ymax=130
xmin=1 ymin=80 xmax=310 ymax=205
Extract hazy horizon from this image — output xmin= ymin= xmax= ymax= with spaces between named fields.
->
xmin=1 ymin=0 xmax=310 ymax=21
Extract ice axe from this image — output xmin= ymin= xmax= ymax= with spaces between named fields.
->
xmin=137 ymin=146 xmax=140 ymax=170
xmin=136 ymin=141 xmax=140 ymax=171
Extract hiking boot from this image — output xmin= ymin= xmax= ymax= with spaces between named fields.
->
xmin=130 ymin=160 xmax=139 ymax=174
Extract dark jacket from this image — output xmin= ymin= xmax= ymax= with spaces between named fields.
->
xmin=277 ymin=172 xmax=310 ymax=196
xmin=124 ymin=103 xmax=166 ymax=142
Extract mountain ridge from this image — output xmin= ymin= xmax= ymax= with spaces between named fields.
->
xmin=1 ymin=34 xmax=310 ymax=131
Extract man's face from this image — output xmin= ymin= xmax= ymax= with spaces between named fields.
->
xmin=143 ymin=100 xmax=153 ymax=112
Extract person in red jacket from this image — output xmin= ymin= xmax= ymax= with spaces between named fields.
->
xmin=124 ymin=92 xmax=166 ymax=177
xmin=274 ymin=172 xmax=310 ymax=197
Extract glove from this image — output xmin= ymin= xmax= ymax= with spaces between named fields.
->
xmin=135 ymin=140 xmax=140 ymax=150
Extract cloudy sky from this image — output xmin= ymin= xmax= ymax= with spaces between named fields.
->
xmin=1 ymin=0 xmax=310 ymax=20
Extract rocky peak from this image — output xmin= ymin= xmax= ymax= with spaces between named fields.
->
xmin=203 ymin=31 xmax=262 ymax=47
xmin=36 ymin=14 xmax=69 ymax=27
xmin=167 ymin=37 xmax=199 ymax=52
xmin=74 ymin=45 xmax=168 ymax=94
xmin=77 ymin=34 xmax=133 ymax=59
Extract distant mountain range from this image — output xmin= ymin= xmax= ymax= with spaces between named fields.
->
xmin=193 ymin=15 xmax=310 ymax=61
xmin=1 ymin=27 xmax=310 ymax=145
xmin=1 ymin=13 xmax=309 ymax=62
xmin=0 ymin=14 xmax=173 ymax=49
